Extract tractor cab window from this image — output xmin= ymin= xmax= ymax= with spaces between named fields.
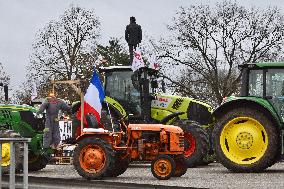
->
xmin=248 ymin=70 xmax=263 ymax=97
xmin=265 ymin=69 xmax=284 ymax=121
xmin=105 ymin=71 xmax=141 ymax=117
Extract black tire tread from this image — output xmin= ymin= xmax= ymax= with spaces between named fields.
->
xmin=212 ymin=107 xmax=279 ymax=172
xmin=173 ymin=120 xmax=210 ymax=167
xmin=28 ymin=154 xmax=48 ymax=171
xmin=173 ymin=155 xmax=187 ymax=177
xmin=106 ymin=157 xmax=129 ymax=177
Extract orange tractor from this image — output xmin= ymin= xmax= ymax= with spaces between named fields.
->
xmin=50 ymin=80 xmax=187 ymax=180
xmin=72 ymin=114 xmax=186 ymax=180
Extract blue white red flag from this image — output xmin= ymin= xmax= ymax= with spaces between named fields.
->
xmin=77 ymin=67 xmax=105 ymax=124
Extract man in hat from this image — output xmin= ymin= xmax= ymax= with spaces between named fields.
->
xmin=37 ymin=92 xmax=71 ymax=150
xmin=125 ymin=16 xmax=142 ymax=63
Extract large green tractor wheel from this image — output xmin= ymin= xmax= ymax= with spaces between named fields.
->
xmin=73 ymin=138 xmax=115 ymax=180
xmin=213 ymin=107 xmax=279 ymax=172
xmin=173 ymin=120 xmax=209 ymax=167
xmin=28 ymin=152 xmax=49 ymax=171
xmin=0 ymin=130 xmax=23 ymax=174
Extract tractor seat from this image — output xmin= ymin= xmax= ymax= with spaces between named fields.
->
xmin=86 ymin=113 xmax=99 ymax=128
xmin=84 ymin=113 xmax=109 ymax=133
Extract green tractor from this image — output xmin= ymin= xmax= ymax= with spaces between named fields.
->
xmin=98 ymin=66 xmax=214 ymax=167
xmin=213 ymin=62 xmax=284 ymax=172
xmin=0 ymin=104 xmax=48 ymax=173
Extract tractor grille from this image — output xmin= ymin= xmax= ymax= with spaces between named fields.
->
xmin=179 ymin=135 xmax=184 ymax=148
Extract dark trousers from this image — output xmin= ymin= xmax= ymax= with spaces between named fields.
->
xmin=129 ymin=44 xmax=137 ymax=63
xmin=43 ymin=118 xmax=61 ymax=148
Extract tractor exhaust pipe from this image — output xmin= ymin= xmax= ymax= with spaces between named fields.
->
xmin=0 ymin=83 xmax=8 ymax=101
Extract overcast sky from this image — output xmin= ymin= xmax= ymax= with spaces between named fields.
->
xmin=1 ymin=0 xmax=284 ymax=91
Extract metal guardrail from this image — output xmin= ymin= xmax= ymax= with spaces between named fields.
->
xmin=0 ymin=138 xmax=31 ymax=189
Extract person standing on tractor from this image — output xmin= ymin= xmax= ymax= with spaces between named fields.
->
xmin=125 ymin=16 xmax=142 ymax=63
xmin=37 ymin=92 xmax=71 ymax=150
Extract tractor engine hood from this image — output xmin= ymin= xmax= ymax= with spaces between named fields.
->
xmin=128 ymin=124 xmax=183 ymax=134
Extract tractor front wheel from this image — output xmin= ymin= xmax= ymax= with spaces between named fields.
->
xmin=73 ymin=138 xmax=115 ymax=179
xmin=173 ymin=120 xmax=209 ymax=167
xmin=151 ymin=155 xmax=176 ymax=180
xmin=213 ymin=107 xmax=279 ymax=172
xmin=28 ymin=153 xmax=49 ymax=171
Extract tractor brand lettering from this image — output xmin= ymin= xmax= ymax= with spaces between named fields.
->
xmin=172 ymin=98 xmax=184 ymax=110
xmin=158 ymin=98 xmax=168 ymax=102
xmin=0 ymin=110 xmax=12 ymax=119
xmin=151 ymin=98 xmax=172 ymax=108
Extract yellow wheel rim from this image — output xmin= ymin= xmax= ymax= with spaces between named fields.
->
xmin=220 ymin=117 xmax=268 ymax=165
xmin=1 ymin=143 xmax=11 ymax=166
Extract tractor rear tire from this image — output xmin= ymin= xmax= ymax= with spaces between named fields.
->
xmin=151 ymin=155 xmax=176 ymax=180
xmin=28 ymin=153 xmax=49 ymax=171
xmin=199 ymin=126 xmax=215 ymax=166
xmin=0 ymin=130 xmax=23 ymax=174
xmin=73 ymin=138 xmax=115 ymax=180
xmin=213 ymin=107 xmax=279 ymax=172
xmin=173 ymin=155 xmax=187 ymax=177
xmin=106 ymin=157 xmax=129 ymax=177
xmin=173 ymin=120 xmax=209 ymax=167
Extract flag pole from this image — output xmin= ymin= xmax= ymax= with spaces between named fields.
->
xmin=106 ymin=102 xmax=115 ymax=133
xmin=80 ymin=93 xmax=84 ymax=134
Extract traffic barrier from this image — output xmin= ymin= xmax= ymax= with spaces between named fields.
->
xmin=0 ymin=138 xmax=31 ymax=189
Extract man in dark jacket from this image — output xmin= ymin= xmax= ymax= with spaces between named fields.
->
xmin=125 ymin=16 xmax=142 ymax=63
xmin=37 ymin=93 xmax=71 ymax=150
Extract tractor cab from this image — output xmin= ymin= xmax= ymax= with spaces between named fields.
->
xmin=99 ymin=66 xmax=162 ymax=122
xmin=240 ymin=62 xmax=284 ymax=121
xmin=100 ymin=66 xmax=141 ymax=118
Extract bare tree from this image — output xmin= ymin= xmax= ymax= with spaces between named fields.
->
xmin=97 ymin=38 xmax=130 ymax=66
xmin=28 ymin=5 xmax=101 ymax=101
xmin=12 ymin=77 xmax=33 ymax=104
xmin=160 ymin=1 xmax=284 ymax=106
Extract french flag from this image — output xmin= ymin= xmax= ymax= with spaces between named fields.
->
xmin=77 ymin=68 xmax=105 ymax=124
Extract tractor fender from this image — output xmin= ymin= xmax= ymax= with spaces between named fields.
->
xmin=213 ymin=98 xmax=282 ymax=128
xmin=159 ymin=112 xmax=186 ymax=124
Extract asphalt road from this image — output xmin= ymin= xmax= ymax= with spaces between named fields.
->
xmin=11 ymin=162 xmax=284 ymax=188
